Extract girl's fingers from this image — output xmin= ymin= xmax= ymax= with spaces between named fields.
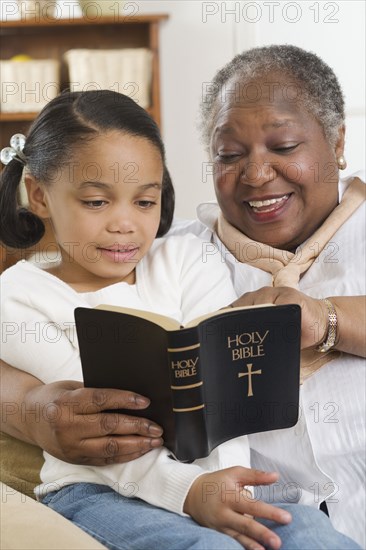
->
xmin=236 ymin=497 xmax=292 ymax=525
xmin=223 ymin=512 xmax=283 ymax=550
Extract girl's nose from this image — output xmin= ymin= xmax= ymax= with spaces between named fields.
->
xmin=106 ymin=205 xmax=136 ymax=234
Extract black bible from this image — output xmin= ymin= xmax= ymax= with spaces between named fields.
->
xmin=75 ymin=303 xmax=301 ymax=462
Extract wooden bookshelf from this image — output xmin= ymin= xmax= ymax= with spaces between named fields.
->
xmin=0 ymin=14 xmax=168 ymax=272
xmin=0 ymin=14 xmax=169 ymax=149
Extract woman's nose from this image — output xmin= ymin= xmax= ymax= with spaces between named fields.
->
xmin=240 ymin=153 xmax=277 ymax=187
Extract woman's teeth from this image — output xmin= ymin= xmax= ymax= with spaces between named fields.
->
xmin=248 ymin=195 xmax=289 ymax=208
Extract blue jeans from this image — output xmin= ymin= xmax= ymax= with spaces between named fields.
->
xmin=42 ymin=483 xmax=361 ymax=550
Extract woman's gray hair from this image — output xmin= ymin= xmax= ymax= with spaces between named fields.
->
xmin=200 ymin=44 xmax=345 ymax=150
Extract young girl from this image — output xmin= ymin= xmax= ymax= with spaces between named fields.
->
xmin=0 ymin=91 xmax=359 ymax=550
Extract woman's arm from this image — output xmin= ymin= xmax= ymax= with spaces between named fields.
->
xmin=1 ymin=360 xmax=43 ymax=443
xmin=0 ymin=360 xmax=163 ymax=465
xmin=330 ymin=296 xmax=366 ymax=357
xmin=232 ymin=289 xmax=366 ymax=357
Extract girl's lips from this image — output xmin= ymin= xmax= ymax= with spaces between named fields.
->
xmin=98 ymin=247 xmax=139 ymax=263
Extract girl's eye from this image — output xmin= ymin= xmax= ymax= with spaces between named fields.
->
xmin=82 ymin=200 xmax=108 ymax=209
xmin=136 ymin=200 xmax=156 ymax=209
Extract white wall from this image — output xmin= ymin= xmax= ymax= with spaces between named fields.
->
xmin=1 ymin=0 xmax=365 ymax=219
xmin=233 ymin=0 xmax=365 ymax=185
xmin=137 ymin=1 xmax=236 ymax=219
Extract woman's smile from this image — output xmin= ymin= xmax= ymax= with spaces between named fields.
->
xmin=246 ymin=193 xmax=290 ymax=211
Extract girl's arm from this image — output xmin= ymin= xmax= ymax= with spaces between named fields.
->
xmin=0 ymin=360 xmax=163 ymax=464
xmin=232 ymin=289 xmax=366 ymax=356
xmin=0 ymin=299 xmax=207 ymax=515
xmin=0 ymin=282 xmax=213 ymax=513
xmin=96 ymin=432 xmax=292 ymax=550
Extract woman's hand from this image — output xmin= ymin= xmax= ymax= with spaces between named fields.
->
xmin=184 ymin=466 xmax=291 ymax=550
xmin=27 ymin=381 xmax=164 ymax=465
xmin=232 ymin=287 xmax=326 ymax=349
xmin=232 ymin=288 xmax=366 ymax=356
xmin=1 ymin=362 xmax=163 ymax=465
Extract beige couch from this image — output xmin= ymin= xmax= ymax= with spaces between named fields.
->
xmin=0 ymin=432 xmax=108 ymax=550
xmin=0 ymin=482 xmax=108 ymax=550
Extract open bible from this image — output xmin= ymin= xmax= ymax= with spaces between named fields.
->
xmin=75 ymin=303 xmax=301 ymax=461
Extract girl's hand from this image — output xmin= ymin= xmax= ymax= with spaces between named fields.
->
xmin=184 ymin=466 xmax=291 ymax=550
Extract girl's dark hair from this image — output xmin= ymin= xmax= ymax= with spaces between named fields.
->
xmin=0 ymin=90 xmax=175 ymax=248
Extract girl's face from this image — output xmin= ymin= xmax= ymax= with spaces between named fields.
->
xmin=31 ymin=131 xmax=163 ymax=291
xmin=210 ymin=75 xmax=344 ymax=251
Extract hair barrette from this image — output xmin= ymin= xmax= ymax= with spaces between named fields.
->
xmin=0 ymin=134 xmax=27 ymax=166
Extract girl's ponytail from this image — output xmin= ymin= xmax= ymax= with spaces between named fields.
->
xmin=0 ymin=160 xmax=45 ymax=248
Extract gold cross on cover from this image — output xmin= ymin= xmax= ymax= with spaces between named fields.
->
xmin=238 ymin=363 xmax=262 ymax=397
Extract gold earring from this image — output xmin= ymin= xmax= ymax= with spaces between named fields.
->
xmin=337 ymin=155 xmax=347 ymax=170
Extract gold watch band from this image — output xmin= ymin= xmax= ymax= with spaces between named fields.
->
xmin=317 ymin=298 xmax=338 ymax=353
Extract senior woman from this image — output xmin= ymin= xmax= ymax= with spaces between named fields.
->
xmin=172 ymin=44 xmax=365 ymax=546
xmin=1 ymin=45 xmax=364 ymax=548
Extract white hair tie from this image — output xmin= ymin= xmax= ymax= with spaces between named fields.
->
xmin=0 ymin=134 xmax=27 ymax=166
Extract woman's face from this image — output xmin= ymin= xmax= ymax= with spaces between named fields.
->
xmin=210 ymin=75 xmax=345 ymax=250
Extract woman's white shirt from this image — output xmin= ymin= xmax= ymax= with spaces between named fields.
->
xmin=170 ymin=174 xmax=366 ymax=546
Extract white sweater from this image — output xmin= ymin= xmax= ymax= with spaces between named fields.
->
xmin=170 ymin=175 xmax=366 ymax=547
xmin=1 ymin=235 xmax=252 ymax=515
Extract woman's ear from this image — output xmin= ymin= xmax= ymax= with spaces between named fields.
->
xmin=24 ymin=174 xmax=50 ymax=219
xmin=335 ymin=125 xmax=346 ymax=159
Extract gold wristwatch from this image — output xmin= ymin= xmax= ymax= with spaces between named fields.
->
xmin=317 ymin=298 xmax=338 ymax=353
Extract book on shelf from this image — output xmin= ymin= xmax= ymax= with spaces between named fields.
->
xmin=75 ymin=303 xmax=301 ymax=462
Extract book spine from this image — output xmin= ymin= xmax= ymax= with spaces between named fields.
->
xmin=168 ymin=329 xmax=208 ymax=461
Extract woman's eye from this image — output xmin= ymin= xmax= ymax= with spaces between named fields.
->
xmin=82 ymin=200 xmax=107 ymax=209
xmin=273 ymin=144 xmax=299 ymax=153
xmin=216 ymin=153 xmax=240 ymax=163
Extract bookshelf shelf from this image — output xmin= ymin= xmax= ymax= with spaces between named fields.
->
xmin=0 ymin=14 xmax=168 ymax=29
xmin=0 ymin=112 xmax=39 ymax=122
